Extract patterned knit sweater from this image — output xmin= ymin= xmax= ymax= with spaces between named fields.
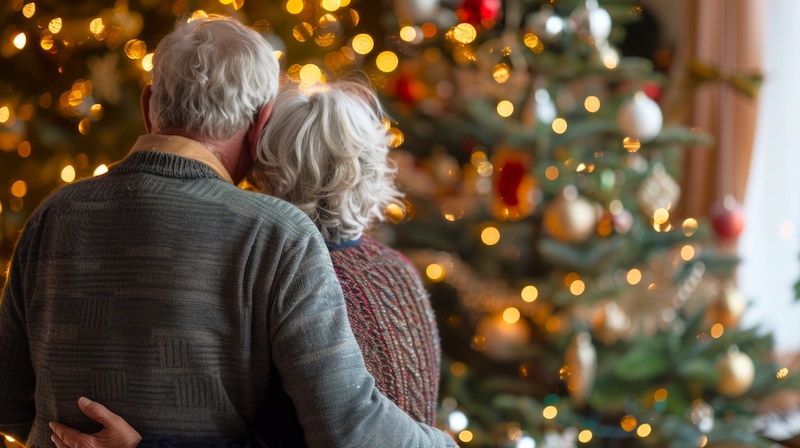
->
xmin=0 ymin=150 xmax=455 ymax=448
xmin=329 ymin=237 xmax=440 ymax=426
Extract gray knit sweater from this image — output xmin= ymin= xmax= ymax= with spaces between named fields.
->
xmin=0 ymin=151 xmax=455 ymax=447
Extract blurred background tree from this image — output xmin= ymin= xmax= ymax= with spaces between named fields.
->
xmin=0 ymin=0 xmax=796 ymax=447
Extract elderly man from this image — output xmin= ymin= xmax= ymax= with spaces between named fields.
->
xmin=0 ymin=16 xmax=455 ymax=447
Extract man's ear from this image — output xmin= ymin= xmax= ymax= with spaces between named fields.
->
xmin=248 ymin=103 xmax=273 ymax=159
xmin=140 ymin=84 xmax=153 ymax=134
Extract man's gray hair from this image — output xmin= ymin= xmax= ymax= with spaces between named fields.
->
xmin=253 ymin=74 xmax=402 ymax=244
xmin=149 ymin=16 xmax=279 ymax=141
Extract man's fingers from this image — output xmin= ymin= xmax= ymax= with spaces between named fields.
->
xmin=77 ymin=397 xmax=120 ymax=427
xmin=49 ymin=422 xmax=92 ymax=448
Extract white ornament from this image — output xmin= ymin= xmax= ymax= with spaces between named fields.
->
xmin=394 ymin=0 xmax=440 ymax=22
xmin=617 ymin=91 xmax=663 ymax=142
xmin=587 ymin=1 xmax=612 ymax=41
xmin=448 ymin=410 xmax=468 ymax=432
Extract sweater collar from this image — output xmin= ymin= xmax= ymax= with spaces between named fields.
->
xmin=327 ymin=236 xmax=363 ymax=252
xmin=129 ymin=134 xmax=234 ymax=184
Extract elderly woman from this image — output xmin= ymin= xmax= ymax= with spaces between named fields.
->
xmin=252 ymin=74 xmax=441 ymax=435
xmin=49 ymin=74 xmax=442 ymax=447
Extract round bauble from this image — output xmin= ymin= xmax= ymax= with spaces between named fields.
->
xmin=709 ymin=282 xmax=747 ymax=328
xmin=617 ymin=91 xmax=663 ymax=142
xmin=476 ymin=314 xmax=531 ymax=360
xmin=458 ymin=0 xmax=502 ymax=25
xmin=395 ymin=0 xmax=440 ymax=22
xmin=716 ymin=347 xmax=755 ymax=397
xmin=564 ymin=332 xmax=597 ymax=407
xmin=543 ymin=190 xmax=598 ymax=244
xmin=711 ymin=196 xmax=745 ymax=240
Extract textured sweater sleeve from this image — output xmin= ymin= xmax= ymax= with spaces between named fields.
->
xmin=262 ymin=225 xmax=456 ymax=447
xmin=0 ymin=214 xmax=39 ymax=441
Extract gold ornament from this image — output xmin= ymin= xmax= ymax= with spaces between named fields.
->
xmin=708 ymin=282 xmax=747 ymax=328
xmin=563 ymin=332 xmax=597 ymax=407
xmin=476 ymin=314 xmax=532 ymax=360
xmin=716 ymin=346 xmax=755 ymax=397
xmin=636 ymin=163 xmax=681 ymax=217
xmin=542 ymin=188 xmax=598 ymax=244
xmin=591 ymin=301 xmax=632 ymax=344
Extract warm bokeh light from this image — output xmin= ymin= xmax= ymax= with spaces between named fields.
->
xmin=61 ymin=165 xmax=76 ymax=183
xmin=569 ymin=280 xmax=585 ymax=296
xmin=22 ymin=2 xmax=36 ymax=18
xmin=399 ymin=26 xmax=417 ymax=42
xmin=352 ymin=33 xmax=374 ymax=54
xmin=12 ymin=32 xmax=26 ymax=50
xmin=523 ymin=33 xmax=539 ymax=49
xmin=777 ymin=367 xmax=789 ymax=379
xmin=503 ymin=307 xmax=520 ymax=324
xmin=654 ymin=388 xmax=668 ymax=402
xmin=450 ymin=361 xmax=466 ymax=376
xmin=584 ymin=96 xmax=600 ymax=113
xmin=292 ymin=22 xmax=314 ymax=42
xmin=78 ymin=118 xmax=90 ymax=135
xmin=623 ymin=137 xmax=641 ymax=152
xmin=578 ymin=430 xmax=593 ymax=443
xmin=458 ymin=430 xmax=473 ymax=443
xmin=321 ymin=0 xmax=341 ymax=12
xmin=17 ymin=141 xmax=31 ymax=158
xmin=4 ymin=436 xmax=15 ymax=443
xmin=0 ymin=106 xmax=9 ymax=123
xmin=48 ymin=17 xmax=63 ymax=34
xmin=285 ymin=0 xmax=303 ymax=14
xmin=448 ymin=23 xmax=477 ymax=44
xmin=620 ymin=415 xmax=637 ymax=432
xmin=40 ymin=34 xmax=54 ymax=50
xmin=636 ymin=423 xmax=652 ymax=438
xmin=496 ymin=100 xmax=514 ymax=117
xmin=299 ymin=64 xmax=322 ymax=84
xmin=376 ymin=51 xmax=399 ymax=72
xmin=542 ymin=405 xmax=558 ymax=419
xmin=680 ymin=244 xmax=695 ymax=261
xmin=481 ymin=226 xmax=500 ymax=245
xmin=384 ymin=203 xmax=405 ymax=224
xmin=89 ymin=17 xmax=105 ymax=35
xmin=653 ymin=208 xmax=669 ymax=225
xmin=426 ymin=263 xmax=444 ymax=281
xmin=521 ymin=285 xmax=538 ymax=302
xmin=710 ymin=323 xmax=724 ymax=339
xmin=492 ymin=63 xmax=510 ymax=83
xmin=421 ymin=22 xmax=437 ymax=38
xmin=141 ymin=53 xmax=154 ymax=71
xmin=698 ymin=435 xmax=708 ymax=447
xmin=94 ymin=164 xmax=109 ymax=176
xmin=552 ymin=118 xmax=567 ymax=134
xmin=683 ymin=218 xmax=698 ymax=236
xmin=388 ymin=127 xmax=404 ymax=148
xmin=627 ymin=268 xmax=642 ymax=285
xmin=11 ymin=180 xmax=27 ymax=198
xmin=124 ymin=39 xmax=147 ymax=59
xmin=545 ymin=166 xmax=559 ymax=180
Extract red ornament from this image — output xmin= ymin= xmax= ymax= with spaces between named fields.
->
xmin=458 ymin=0 xmax=502 ymax=25
xmin=711 ymin=196 xmax=745 ymax=240
xmin=497 ymin=161 xmax=525 ymax=207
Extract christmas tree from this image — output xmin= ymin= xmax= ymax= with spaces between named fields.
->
xmin=0 ymin=0 xmax=797 ymax=447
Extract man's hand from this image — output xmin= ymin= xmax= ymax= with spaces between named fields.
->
xmin=49 ymin=397 xmax=142 ymax=448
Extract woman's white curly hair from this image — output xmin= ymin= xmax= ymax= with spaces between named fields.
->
xmin=252 ymin=73 xmax=402 ymax=244
xmin=149 ymin=15 xmax=279 ymax=141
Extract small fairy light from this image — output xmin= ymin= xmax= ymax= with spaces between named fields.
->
xmin=503 ymin=307 xmax=520 ymax=324
xmin=447 ymin=23 xmax=477 ymax=44
xmin=654 ymin=388 xmax=668 ymax=402
xmin=352 ymin=33 xmax=374 ymax=54
xmin=89 ymin=17 xmax=105 ymax=35
xmin=292 ymin=22 xmax=314 ymax=43
xmin=49 ymin=17 xmax=63 ymax=34
xmin=496 ymin=100 xmax=514 ymax=117
xmin=78 ymin=118 xmax=90 ymax=135
xmin=584 ymin=96 xmax=600 ymax=113
xmin=481 ymin=226 xmax=500 ymax=245
xmin=376 ymin=51 xmax=399 ymax=72
xmin=189 ymin=10 xmax=209 ymax=21
xmin=523 ymin=33 xmax=539 ymax=49
xmin=545 ymin=166 xmax=559 ymax=180
xmin=321 ymin=0 xmax=341 ymax=12
xmin=710 ymin=323 xmax=724 ymax=339
xmin=542 ymin=405 xmax=558 ymax=419
xmin=578 ymin=430 xmax=593 ymax=443
xmin=124 ymin=39 xmax=147 ymax=59
xmin=697 ymin=435 xmax=708 ymax=447
xmin=90 ymin=103 xmax=103 ymax=120
xmin=299 ymin=64 xmax=322 ymax=84
xmin=492 ymin=63 xmax=510 ymax=83
xmin=40 ymin=34 xmax=54 ymax=50
xmin=141 ymin=53 xmax=154 ymax=71
xmin=552 ymin=118 xmax=567 ymax=134
xmin=4 ymin=435 xmax=15 ymax=443
xmin=680 ymin=244 xmax=695 ymax=261
xmin=653 ymin=208 xmax=669 ymax=225
xmin=569 ymin=280 xmax=585 ymax=296
xmin=11 ymin=180 xmax=27 ymax=198
xmin=777 ymin=367 xmax=789 ymax=379
xmin=636 ymin=424 xmax=652 ymax=438
xmin=12 ymin=32 xmax=27 ymax=50
xmin=399 ymin=26 xmax=417 ymax=42
xmin=623 ymin=137 xmax=641 ymax=152
xmin=626 ymin=268 xmax=642 ymax=285
xmin=22 ymin=2 xmax=36 ymax=18
xmin=421 ymin=22 xmax=437 ymax=38
xmin=17 ymin=141 xmax=31 ymax=158
xmin=286 ymin=0 xmax=303 ymax=14
xmin=0 ymin=106 xmax=9 ymax=123
xmin=93 ymin=164 xmax=109 ymax=176
xmin=521 ymin=285 xmax=538 ymax=302
xmin=426 ymin=263 xmax=444 ymax=281
xmin=448 ymin=410 xmax=468 ymax=431
xmin=682 ymin=218 xmax=698 ymax=236
xmin=450 ymin=361 xmax=466 ymax=376
xmin=458 ymin=430 xmax=474 ymax=443
xmin=384 ymin=203 xmax=405 ymax=224
xmin=388 ymin=127 xmax=404 ymax=148
xmin=61 ymin=165 xmax=76 ymax=183
xmin=620 ymin=415 xmax=637 ymax=432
